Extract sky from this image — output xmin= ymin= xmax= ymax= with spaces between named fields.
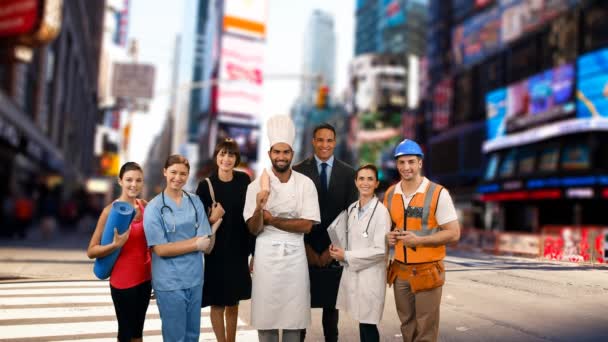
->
xmin=127 ymin=0 xmax=355 ymax=166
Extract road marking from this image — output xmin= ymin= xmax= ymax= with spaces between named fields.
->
xmin=0 ymin=280 xmax=258 ymax=341
xmin=456 ymin=326 xmax=470 ymax=332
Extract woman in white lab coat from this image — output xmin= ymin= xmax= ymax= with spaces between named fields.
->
xmin=329 ymin=164 xmax=391 ymax=342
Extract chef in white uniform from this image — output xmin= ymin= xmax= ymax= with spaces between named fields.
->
xmin=243 ymin=115 xmax=321 ymax=342
xmin=329 ymin=164 xmax=391 ymax=342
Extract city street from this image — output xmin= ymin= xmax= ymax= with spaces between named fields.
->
xmin=1 ymin=230 xmax=607 ymax=341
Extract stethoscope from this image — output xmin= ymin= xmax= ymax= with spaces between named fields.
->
xmin=160 ymin=190 xmax=199 ymax=233
xmin=348 ymin=199 xmax=379 ymax=239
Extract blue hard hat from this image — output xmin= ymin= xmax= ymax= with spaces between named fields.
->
xmin=394 ymin=139 xmax=424 ymax=159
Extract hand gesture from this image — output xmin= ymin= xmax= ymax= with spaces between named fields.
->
xmin=262 ymin=210 xmax=273 ymax=225
xmin=256 ymin=190 xmax=270 ymax=210
xmin=112 ymin=227 xmax=130 ymax=248
xmin=319 ymin=248 xmax=334 ymax=266
xmin=329 ymin=244 xmax=345 ymax=262
xmin=195 ymin=236 xmax=211 ymax=252
xmin=397 ymin=231 xmax=420 ymax=248
xmin=387 ymin=230 xmax=401 ymax=246
xmin=261 ymin=169 xmax=271 ymax=192
xmin=209 ymin=202 xmax=225 ymax=223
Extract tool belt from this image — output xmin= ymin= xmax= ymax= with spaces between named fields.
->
xmin=386 ymin=260 xmax=445 ymax=293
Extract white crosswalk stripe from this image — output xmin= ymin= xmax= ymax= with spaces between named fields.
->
xmin=0 ymin=280 xmax=259 ymax=341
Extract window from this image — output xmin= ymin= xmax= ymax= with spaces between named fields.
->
xmin=484 ymin=153 xmax=499 ymax=180
xmin=498 ymin=149 xmax=517 ymax=178
xmin=518 ymin=148 xmax=536 ymax=175
xmin=538 ymin=147 xmax=559 ymax=172
xmin=561 ymin=143 xmax=590 ymax=171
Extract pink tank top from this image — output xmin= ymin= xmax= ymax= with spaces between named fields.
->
xmin=110 ymin=200 xmax=152 ymax=289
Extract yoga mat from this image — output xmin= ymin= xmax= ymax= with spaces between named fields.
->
xmin=93 ymin=201 xmax=136 ymax=280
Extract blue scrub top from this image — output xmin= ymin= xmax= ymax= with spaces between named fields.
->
xmin=144 ymin=191 xmax=211 ymax=291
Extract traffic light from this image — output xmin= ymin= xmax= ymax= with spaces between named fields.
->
xmin=100 ymin=152 xmax=120 ymax=177
xmin=316 ymin=85 xmax=329 ymax=109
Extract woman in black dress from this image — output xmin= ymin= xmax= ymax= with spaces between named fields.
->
xmin=196 ymin=138 xmax=253 ymax=342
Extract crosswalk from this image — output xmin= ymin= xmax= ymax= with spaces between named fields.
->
xmin=0 ymin=280 xmax=259 ymax=341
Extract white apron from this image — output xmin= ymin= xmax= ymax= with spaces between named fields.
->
xmin=251 ymin=176 xmax=310 ymax=329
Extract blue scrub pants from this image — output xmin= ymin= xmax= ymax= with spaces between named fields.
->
xmin=155 ymin=284 xmax=203 ymax=342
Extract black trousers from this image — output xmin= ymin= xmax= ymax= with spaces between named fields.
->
xmin=359 ymin=323 xmax=379 ymax=342
xmin=300 ymin=307 xmax=339 ymax=342
xmin=110 ymin=280 xmax=152 ymax=342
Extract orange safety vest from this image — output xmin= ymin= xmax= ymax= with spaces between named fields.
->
xmin=383 ymin=180 xmax=445 ymax=264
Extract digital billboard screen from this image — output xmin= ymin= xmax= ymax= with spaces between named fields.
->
xmin=453 ymin=0 xmax=577 ymax=66
xmin=577 ymin=47 xmax=608 ymax=118
xmin=216 ymin=121 xmax=260 ymax=163
xmin=381 ymin=0 xmax=406 ymax=28
xmin=486 ymin=64 xmax=575 ymax=141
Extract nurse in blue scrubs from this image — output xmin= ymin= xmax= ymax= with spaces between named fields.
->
xmin=144 ymin=154 xmax=212 ymax=341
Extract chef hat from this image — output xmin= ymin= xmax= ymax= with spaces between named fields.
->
xmin=266 ymin=115 xmax=295 ymax=148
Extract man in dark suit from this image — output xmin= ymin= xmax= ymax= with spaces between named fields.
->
xmin=293 ymin=123 xmax=358 ymax=342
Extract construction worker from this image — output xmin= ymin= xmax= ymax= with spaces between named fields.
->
xmin=384 ymin=139 xmax=460 ymax=342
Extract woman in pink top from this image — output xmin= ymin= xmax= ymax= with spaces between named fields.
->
xmin=87 ymin=162 xmax=152 ymax=342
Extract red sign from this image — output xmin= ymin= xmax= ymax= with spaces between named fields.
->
xmin=0 ymin=0 xmax=38 ymax=38
xmin=432 ymin=78 xmax=452 ymax=131
xmin=542 ymin=226 xmax=606 ymax=263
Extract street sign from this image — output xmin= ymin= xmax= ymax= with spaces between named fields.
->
xmin=111 ymin=62 xmax=156 ymax=100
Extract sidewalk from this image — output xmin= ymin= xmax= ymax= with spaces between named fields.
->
xmin=0 ymin=225 xmax=94 ymax=281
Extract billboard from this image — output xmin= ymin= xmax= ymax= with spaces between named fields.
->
xmin=217 ymin=34 xmax=264 ymax=117
xmin=381 ymin=0 xmax=406 ymax=28
xmin=501 ymin=0 xmax=574 ymax=44
xmin=111 ymin=63 xmax=156 ymax=99
xmin=223 ymin=0 xmax=268 ymax=38
xmin=0 ymin=0 xmax=38 ymax=37
xmin=452 ymin=5 xmax=501 ymax=66
xmin=577 ymin=47 xmax=608 ymax=118
xmin=216 ymin=121 xmax=260 ymax=163
xmin=432 ymin=78 xmax=452 ymax=131
xmin=485 ymin=64 xmax=575 ymax=141
xmin=453 ymin=0 xmax=577 ymax=66
xmin=542 ymin=226 xmax=606 ymax=264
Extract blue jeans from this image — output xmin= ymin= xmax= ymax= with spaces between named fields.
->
xmin=155 ymin=284 xmax=203 ymax=342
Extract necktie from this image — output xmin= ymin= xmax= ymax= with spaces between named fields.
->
xmin=320 ymin=162 xmax=328 ymax=192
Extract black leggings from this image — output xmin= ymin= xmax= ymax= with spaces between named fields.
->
xmin=359 ymin=323 xmax=379 ymax=342
xmin=110 ymin=280 xmax=152 ymax=342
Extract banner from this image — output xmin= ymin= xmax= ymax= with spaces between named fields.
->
xmin=542 ymin=226 xmax=606 ymax=263
xmin=217 ymin=35 xmax=264 ymax=117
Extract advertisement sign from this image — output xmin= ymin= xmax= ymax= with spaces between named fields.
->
xmin=542 ymin=226 xmax=606 ymax=264
xmin=501 ymin=0 xmax=574 ymax=44
xmin=432 ymin=78 xmax=452 ymax=131
xmin=223 ymin=0 xmax=268 ymax=38
xmin=577 ymin=47 xmax=608 ymax=119
xmin=452 ymin=5 xmax=501 ymax=66
xmin=216 ymin=121 xmax=260 ymax=163
xmin=380 ymin=0 xmax=406 ymax=28
xmin=485 ymin=64 xmax=575 ymax=141
xmin=217 ymin=35 xmax=264 ymax=117
xmin=452 ymin=0 xmax=577 ymax=66
xmin=111 ymin=63 xmax=156 ymax=99
xmin=0 ymin=0 xmax=38 ymax=37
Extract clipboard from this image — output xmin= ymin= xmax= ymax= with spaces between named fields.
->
xmin=327 ymin=209 xmax=348 ymax=250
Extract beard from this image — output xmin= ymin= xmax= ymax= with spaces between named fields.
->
xmin=271 ymin=159 xmax=291 ymax=173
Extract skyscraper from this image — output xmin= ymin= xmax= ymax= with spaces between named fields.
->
xmin=302 ymin=9 xmax=336 ymax=104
